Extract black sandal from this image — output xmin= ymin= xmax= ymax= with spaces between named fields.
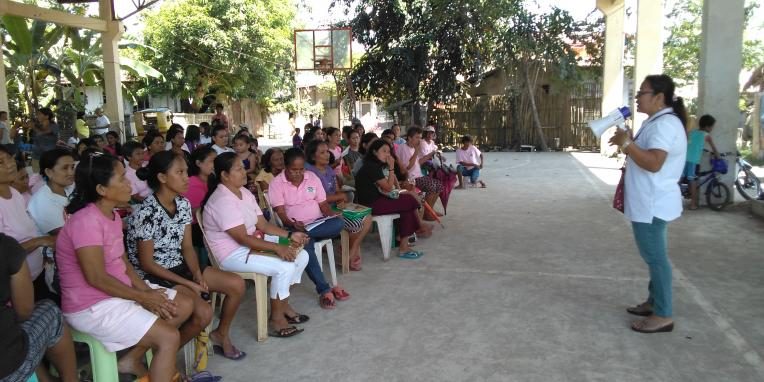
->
xmin=270 ymin=326 xmax=304 ymax=338
xmin=285 ymin=313 xmax=310 ymax=324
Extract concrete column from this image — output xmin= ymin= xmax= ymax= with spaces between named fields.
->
xmin=0 ymin=40 xmax=8 ymax=115
xmin=597 ymin=0 xmax=626 ymax=155
xmin=99 ymin=0 xmax=125 ymax=140
xmin=697 ymin=0 xmax=745 ymax=186
xmin=632 ymin=0 xmax=664 ymax=131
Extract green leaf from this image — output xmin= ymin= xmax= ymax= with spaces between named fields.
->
xmin=2 ymin=16 xmax=33 ymax=55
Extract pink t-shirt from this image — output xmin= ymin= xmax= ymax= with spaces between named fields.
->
xmin=0 ymin=188 xmax=44 ymax=279
xmin=202 ymin=184 xmax=262 ymax=263
xmin=29 ymin=173 xmax=45 ymax=195
xmin=183 ymin=176 xmax=208 ymax=224
xmin=420 ymin=140 xmax=438 ymax=156
xmin=395 ymin=143 xmax=422 ymax=181
xmin=56 ymin=203 xmax=131 ymax=314
xmin=125 ymin=165 xmax=151 ymax=198
xmin=268 ymin=172 xmax=325 ymax=224
xmin=329 ymin=145 xmax=343 ymax=176
xmin=456 ymin=145 xmax=482 ymax=170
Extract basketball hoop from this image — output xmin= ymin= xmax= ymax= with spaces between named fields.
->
xmin=316 ymin=58 xmax=333 ymax=75
xmin=294 ymin=28 xmax=353 ymax=73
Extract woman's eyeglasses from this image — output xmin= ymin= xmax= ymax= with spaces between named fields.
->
xmin=635 ymin=91 xmax=655 ymax=98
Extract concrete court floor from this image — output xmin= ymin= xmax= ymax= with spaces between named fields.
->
xmin=205 ymin=152 xmax=764 ymax=382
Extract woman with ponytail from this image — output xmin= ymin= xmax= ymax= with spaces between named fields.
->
xmin=609 ymin=74 xmax=687 ymax=334
xmin=126 ymin=151 xmax=246 ymax=360
xmin=56 ymin=152 xmax=193 ymax=381
xmin=202 ymin=152 xmax=311 ymax=338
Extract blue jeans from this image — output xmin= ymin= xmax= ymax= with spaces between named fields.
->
xmin=459 ymin=165 xmax=480 ymax=184
xmin=631 ymin=217 xmax=672 ymax=317
xmin=300 ymin=216 xmax=344 ymax=295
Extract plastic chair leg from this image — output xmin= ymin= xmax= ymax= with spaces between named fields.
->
xmin=72 ymin=330 xmax=118 ymax=382
xmin=254 ymin=273 xmax=269 ymax=342
xmin=325 ymin=241 xmax=337 ymax=287
xmin=314 ymin=241 xmax=325 ymax=272
xmin=377 ymin=219 xmax=394 ymax=261
xmin=340 ymin=230 xmax=350 ymax=274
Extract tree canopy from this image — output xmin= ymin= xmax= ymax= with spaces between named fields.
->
xmin=334 ymin=0 xmax=521 ymax=122
xmin=664 ymin=0 xmax=764 ymax=87
xmin=139 ymin=0 xmax=296 ymax=112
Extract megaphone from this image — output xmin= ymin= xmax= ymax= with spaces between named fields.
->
xmin=588 ymin=106 xmax=632 ymax=137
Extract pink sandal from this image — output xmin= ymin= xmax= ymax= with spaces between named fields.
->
xmin=350 ymin=256 xmax=362 ymax=271
xmin=331 ymin=286 xmax=351 ymax=301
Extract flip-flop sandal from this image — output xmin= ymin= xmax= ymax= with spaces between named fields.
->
xmin=213 ymin=344 xmax=247 ymax=360
xmin=285 ymin=313 xmax=310 ymax=324
xmin=270 ymin=326 xmax=304 ymax=338
xmin=332 ymin=286 xmax=351 ymax=301
xmin=398 ymin=251 xmax=423 ymax=259
xmin=188 ymin=371 xmax=224 ymax=382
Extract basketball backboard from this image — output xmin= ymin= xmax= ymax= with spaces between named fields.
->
xmin=294 ymin=28 xmax=352 ymax=72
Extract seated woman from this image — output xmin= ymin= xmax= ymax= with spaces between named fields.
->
xmin=352 ymin=132 xmax=379 ymax=177
xmin=165 ymin=126 xmax=191 ymax=159
xmin=269 ymin=148 xmax=350 ymax=308
xmin=395 ymin=126 xmax=444 ymax=220
xmin=0 ymin=146 xmax=56 ymax=300
xmin=340 ymin=130 xmax=362 ymax=186
xmin=11 ymin=157 xmax=33 ymax=205
xmin=0 ymin=233 xmax=77 ymax=382
xmin=305 ymin=140 xmax=372 ymax=271
xmin=233 ymin=133 xmax=259 ymax=183
xmin=122 ymin=141 xmax=152 ymax=203
xmin=142 ymin=130 xmax=165 ymax=162
xmin=255 ymin=147 xmax=285 ymax=191
xmin=104 ymin=131 xmax=122 ymax=157
xmin=184 ymin=146 xmax=216 ymax=266
xmin=56 ymin=152 xmax=193 ymax=381
xmin=202 ymin=152 xmax=310 ymax=337
xmin=28 ymin=148 xmax=75 ymax=236
xmin=127 ymin=151 xmax=246 ymax=359
xmin=356 ymin=140 xmax=432 ymax=259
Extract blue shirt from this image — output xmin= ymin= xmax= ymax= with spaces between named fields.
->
xmin=305 ymin=163 xmax=337 ymax=195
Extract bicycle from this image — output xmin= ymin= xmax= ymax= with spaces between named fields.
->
xmin=734 ymin=150 xmax=762 ymax=200
xmin=679 ymin=152 xmax=731 ymax=211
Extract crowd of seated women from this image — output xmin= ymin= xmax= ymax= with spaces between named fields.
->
xmin=0 ymin=121 xmax=448 ymax=381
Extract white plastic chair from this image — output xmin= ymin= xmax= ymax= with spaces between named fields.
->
xmin=314 ymin=238 xmax=338 ymax=286
xmin=372 ymin=214 xmax=400 ymax=261
xmin=197 ymin=210 xmax=270 ymax=342
xmin=265 ymin=192 xmax=350 ymax=275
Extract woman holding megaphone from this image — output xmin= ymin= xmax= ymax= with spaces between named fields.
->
xmin=608 ymin=74 xmax=687 ymax=334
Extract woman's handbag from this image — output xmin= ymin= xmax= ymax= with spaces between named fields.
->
xmin=613 ymin=167 xmax=625 ymax=213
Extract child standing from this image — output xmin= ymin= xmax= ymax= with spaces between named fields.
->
xmin=455 ymin=135 xmax=485 ymax=189
xmin=684 ymin=114 xmax=719 ymax=210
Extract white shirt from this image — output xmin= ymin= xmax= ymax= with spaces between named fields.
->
xmin=212 ymin=144 xmax=234 ymax=155
xmin=456 ymin=145 xmax=482 ymax=170
xmin=420 ymin=140 xmax=438 ymax=156
xmin=95 ymin=115 xmax=110 ymax=128
xmin=624 ymin=108 xmax=687 ymax=224
xmin=27 ymin=183 xmax=72 ymax=234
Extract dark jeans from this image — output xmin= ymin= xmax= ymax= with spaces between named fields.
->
xmin=301 ymin=216 xmax=344 ymax=295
